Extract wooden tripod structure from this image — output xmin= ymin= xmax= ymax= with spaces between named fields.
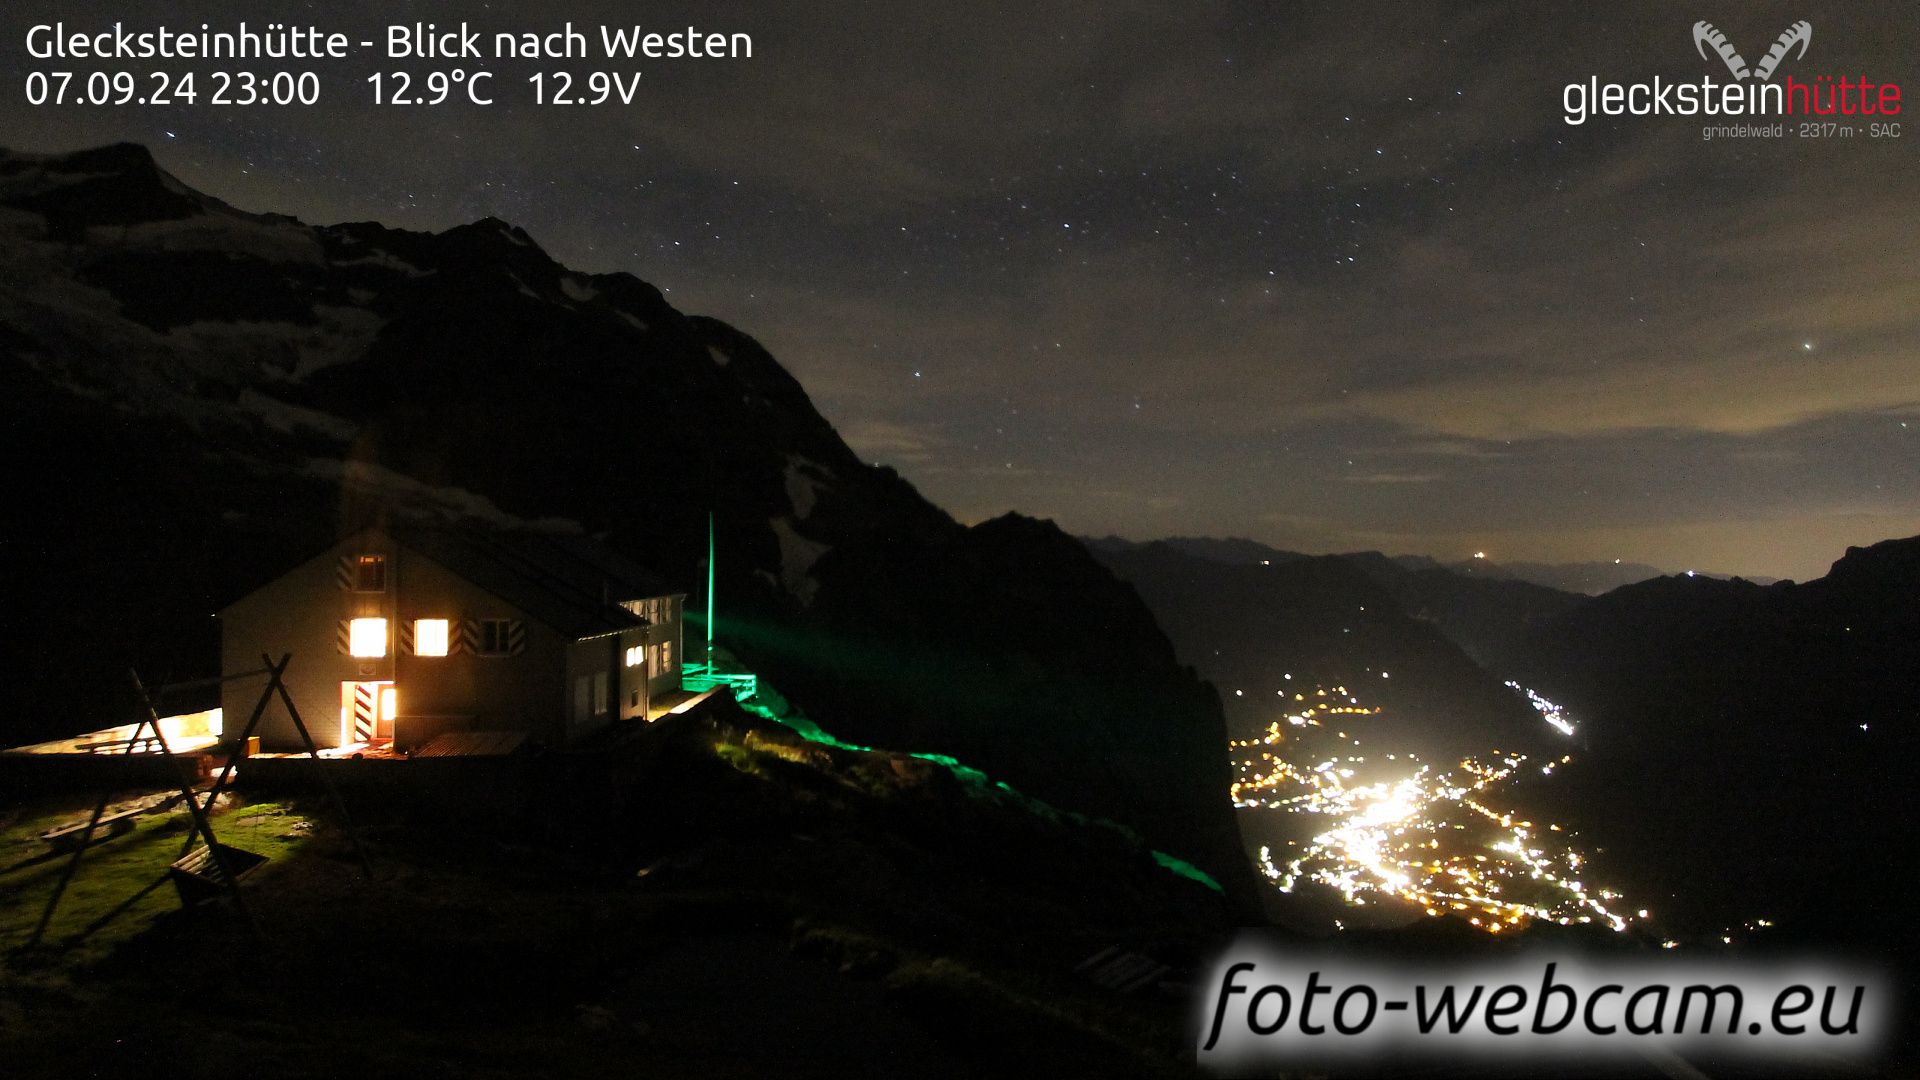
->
xmin=26 ymin=653 xmax=371 ymax=949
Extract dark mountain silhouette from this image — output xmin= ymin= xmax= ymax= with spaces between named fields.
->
xmin=1084 ymin=534 xmax=1776 ymax=597
xmin=1502 ymin=537 xmax=1920 ymax=937
xmin=0 ymin=143 xmax=1253 ymax=904
xmin=1335 ymin=551 xmax=1585 ymax=668
xmin=1084 ymin=534 xmax=1308 ymax=568
xmin=1092 ymin=541 xmax=1549 ymax=763
xmin=1089 ymin=536 xmax=1583 ymax=677
xmin=1439 ymin=556 xmax=1780 ymax=594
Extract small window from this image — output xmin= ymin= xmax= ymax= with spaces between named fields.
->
xmin=624 ymin=645 xmax=643 ymax=668
xmin=661 ymin=639 xmax=673 ymax=671
xmin=353 ymin=555 xmax=387 ymax=592
xmin=572 ymin=674 xmax=591 ymax=722
xmin=591 ymin=672 xmax=608 ymax=715
xmin=348 ymin=618 xmax=388 ymax=659
xmin=414 ymin=619 xmax=450 ymax=657
xmin=477 ymin=619 xmax=514 ymax=656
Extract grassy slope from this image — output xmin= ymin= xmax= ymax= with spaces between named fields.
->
xmin=0 ymin=708 xmax=1229 ymax=1078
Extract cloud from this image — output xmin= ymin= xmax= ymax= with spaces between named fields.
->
xmin=839 ymin=418 xmax=938 ymax=463
xmin=1345 ymin=472 xmax=1441 ymax=484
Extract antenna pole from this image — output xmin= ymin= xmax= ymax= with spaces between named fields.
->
xmin=706 ymin=511 xmax=716 ymax=672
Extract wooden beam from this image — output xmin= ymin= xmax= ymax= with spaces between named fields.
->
xmin=194 ymin=655 xmax=292 ymax=820
xmin=263 ymin=653 xmax=374 ymax=880
xmin=153 ymin=668 xmax=275 ymax=695
xmin=129 ymin=668 xmax=261 ymax=937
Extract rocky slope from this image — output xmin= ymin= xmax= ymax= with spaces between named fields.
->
xmin=0 ymin=143 xmax=1253 ymax=906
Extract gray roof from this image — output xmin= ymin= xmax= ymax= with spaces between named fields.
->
xmin=385 ymin=526 xmax=681 ymax=640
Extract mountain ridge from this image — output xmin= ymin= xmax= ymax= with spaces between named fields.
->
xmin=0 ymin=142 xmax=1255 ymax=907
xmin=1083 ymin=533 xmax=1781 ymax=593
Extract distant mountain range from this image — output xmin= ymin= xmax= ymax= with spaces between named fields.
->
xmin=1087 ymin=539 xmax=1553 ymax=763
xmin=0 ymin=143 xmax=1252 ymax=905
xmin=1085 ymin=535 xmax=1779 ymax=594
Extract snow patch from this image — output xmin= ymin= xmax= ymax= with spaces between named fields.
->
xmin=0 ymin=160 xmax=120 ymax=202
xmin=234 ymin=390 xmax=356 ymax=441
xmin=619 ymin=312 xmax=650 ymax=332
xmin=96 ymin=214 xmax=325 ymax=265
xmin=305 ymin=458 xmax=585 ymax=532
xmin=0 ymin=171 xmax=112 ymax=201
xmin=707 ymin=344 xmax=732 ymax=367
xmin=162 ymin=303 xmax=384 ymax=379
xmin=769 ymin=517 xmax=832 ymax=606
xmin=332 ymin=248 xmax=431 ymax=278
xmin=560 ymin=276 xmax=599 ymax=303
xmin=506 ymin=271 xmax=543 ymax=301
xmin=293 ymin=304 xmax=385 ymax=376
xmin=783 ymin=455 xmax=833 ymax=520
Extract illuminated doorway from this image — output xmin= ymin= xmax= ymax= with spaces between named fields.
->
xmin=340 ymin=681 xmax=396 ymax=746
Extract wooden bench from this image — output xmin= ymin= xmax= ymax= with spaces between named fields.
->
xmin=168 ymin=844 xmax=268 ymax=907
xmin=75 ymin=735 xmax=163 ymax=755
xmin=38 ymin=793 xmax=191 ymax=852
xmin=39 ymin=807 xmax=145 ymax=851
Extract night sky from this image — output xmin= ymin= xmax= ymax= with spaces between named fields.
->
xmin=5 ymin=1 xmax=1916 ymax=580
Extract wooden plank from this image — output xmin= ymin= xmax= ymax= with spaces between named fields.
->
xmin=168 ymin=843 xmax=267 ymax=907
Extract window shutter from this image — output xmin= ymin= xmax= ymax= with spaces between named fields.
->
xmin=336 ymin=619 xmax=350 ymax=654
xmin=398 ymin=620 xmax=414 ymax=656
xmin=456 ymin=619 xmax=479 ymax=655
xmin=508 ymin=620 xmax=526 ymax=655
xmin=336 ymin=556 xmax=354 ymax=589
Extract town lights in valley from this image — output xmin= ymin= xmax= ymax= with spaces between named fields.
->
xmin=1231 ymin=682 xmax=1631 ymax=935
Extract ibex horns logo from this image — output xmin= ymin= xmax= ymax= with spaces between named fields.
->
xmin=1692 ymin=20 xmax=1813 ymax=81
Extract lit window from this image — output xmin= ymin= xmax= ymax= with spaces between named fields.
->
xmin=624 ymin=645 xmax=643 ymax=668
xmin=353 ymin=555 xmax=387 ymax=592
xmin=380 ymin=686 xmax=398 ymax=721
xmin=348 ymin=618 xmax=388 ymax=658
xmin=414 ymin=619 xmax=450 ymax=657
